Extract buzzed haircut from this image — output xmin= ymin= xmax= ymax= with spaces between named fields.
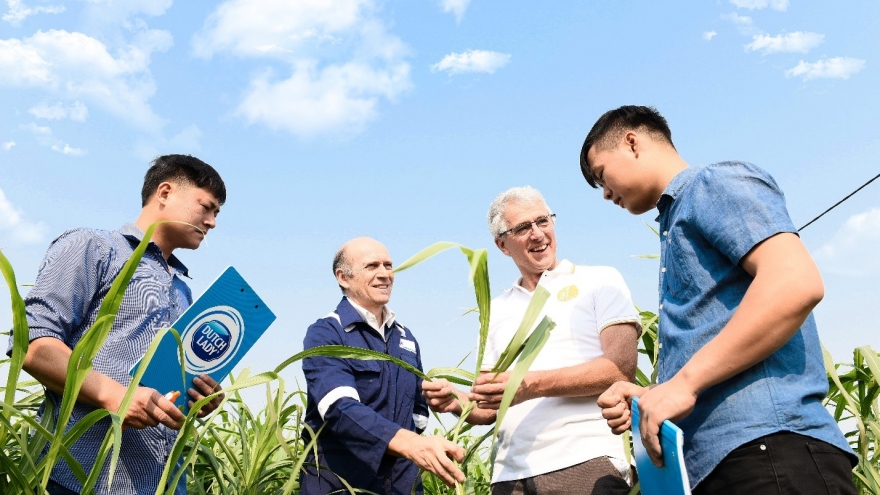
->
xmin=579 ymin=105 xmax=675 ymax=188
xmin=141 ymin=154 xmax=227 ymax=206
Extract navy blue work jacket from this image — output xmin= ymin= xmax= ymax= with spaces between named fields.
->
xmin=300 ymin=297 xmax=428 ymax=495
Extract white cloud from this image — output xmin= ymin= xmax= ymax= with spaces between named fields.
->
xmin=703 ymin=31 xmax=717 ymax=41
xmin=193 ymin=0 xmax=411 ymax=138
xmin=80 ymin=0 xmax=173 ymax=29
xmin=51 ymin=143 xmax=85 ymax=156
xmin=730 ymin=0 xmax=788 ymax=11
xmin=28 ymin=100 xmax=89 ymax=121
xmin=0 ymin=29 xmax=171 ymax=131
xmin=2 ymin=0 xmax=65 ymax=27
xmin=0 ymin=187 xmax=47 ymax=244
xmin=746 ymin=31 xmax=824 ymax=55
xmin=722 ymin=12 xmax=757 ymax=36
xmin=2 ymin=141 xmax=15 ymax=150
xmin=20 ymin=121 xmax=86 ymax=156
xmin=21 ymin=122 xmax=51 ymax=136
xmin=169 ymin=124 xmax=203 ymax=151
xmin=431 ymin=49 xmax=511 ymax=75
xmin=786 ymin=57 xmax=866 ymax=81
xmin=238 ymin=61 xmax=410 ymax=137
xmin=814 ymin=208 xmax=880 ymax=277
xmin=440 ymin=0 xmax=470 ymax=24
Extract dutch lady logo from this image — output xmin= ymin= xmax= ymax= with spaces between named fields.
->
xmin=181 ymin=306 xmax=245 ymax=374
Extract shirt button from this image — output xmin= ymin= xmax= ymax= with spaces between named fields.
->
xmin=760 ymin=444 xmax=767 ymax=451
xmin=658 ymin=342 xmax=663 ymax=349
xmin=661 ymin=267 xmax=667 ymax=273
xmin=659 ymin=304 xmax=663 ymax=310
xmin=662 ymin=231 xmax=668 ymax=236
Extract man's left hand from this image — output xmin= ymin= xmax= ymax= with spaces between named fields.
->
xmin=469 ymin=371 xmax=528 ymax=410
xmin=188 ymin=374 xmax=225 ymax=417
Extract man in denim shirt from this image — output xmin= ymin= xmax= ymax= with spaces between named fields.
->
xmin=13 ymin=155 xmax=227 ymax=494
xmin=578 ymin=106 xmax=856 ymax=494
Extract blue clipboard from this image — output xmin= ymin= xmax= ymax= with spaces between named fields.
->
xmin=131 ymin=266 xmax=276 ymax=410
xmin=631 ymin=396 xmax=691 ymax=495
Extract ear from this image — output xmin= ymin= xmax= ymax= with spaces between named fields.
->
xmin=154 ymin=182 xmax=175 ymax=206
xmin=495 ymin=236 xmax=511 ymax=256
xmin=335 ymin=269 xmax=350 ymax=290
xmin=624 ymin=131 xmax=639 ymax=158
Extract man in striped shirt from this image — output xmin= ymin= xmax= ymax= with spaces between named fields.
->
xmin=14 ymin=155 xmax=227 ymax=495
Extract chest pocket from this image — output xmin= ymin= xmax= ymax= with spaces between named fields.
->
xmin=350 ymin=359 xmax=383 ymax=405
xmin=663 ymin=231 xmax=696 ymax=300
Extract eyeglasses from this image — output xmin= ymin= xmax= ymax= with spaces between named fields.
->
xmin=499 ymin=214 xmax=556 ymax=238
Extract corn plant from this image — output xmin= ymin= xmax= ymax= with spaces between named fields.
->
xmin=825 ymin=345 xmax=880 ymax=494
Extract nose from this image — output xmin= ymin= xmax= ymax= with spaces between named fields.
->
xmin=378 ymin=265 xmax=393 ymax=279
xmin=528 ymin=222 xmax=544 ymax=238
xmin=204 ymin=215 xmax=217 ymax=230
xmin=603 ymin=186 xmax=612 ymax=201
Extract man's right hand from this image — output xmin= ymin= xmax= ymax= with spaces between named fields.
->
xmin=387 ymin=429 xmax=465 ymax=487
xmin=119 ymin=387 xmax=186 ymax=430
xmin=597 ymin=381 xmax=647 ymax=434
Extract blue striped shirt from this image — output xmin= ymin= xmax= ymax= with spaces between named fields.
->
xmin=13 ymin=222 xmax=191 ymax=495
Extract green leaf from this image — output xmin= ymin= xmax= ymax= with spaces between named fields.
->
xmin=494 ymin=316 xmax=555 ymax=435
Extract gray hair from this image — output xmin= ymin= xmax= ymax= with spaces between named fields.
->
xmin=487 ymin=186 xmax=551 ymax=238
xmin=333 ymin=246 xmax=353 ymax=293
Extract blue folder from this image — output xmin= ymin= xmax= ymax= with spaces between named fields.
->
xmin=131 ymin=266 xmax=276 ymax=410
xmin=631 ymin=396 xmax=691 ymax=495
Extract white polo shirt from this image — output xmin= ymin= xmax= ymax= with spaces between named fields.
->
xmin=484 ymin=260 xmax=640 ymax=483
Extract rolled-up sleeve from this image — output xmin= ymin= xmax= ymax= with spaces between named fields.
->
xmin=15 ymin=230 xmax=111 ymax=351
xmin=594 ymin=267 xmax=640 ymax=333
xmin=302 ymin=320 xmax=403 ymax=473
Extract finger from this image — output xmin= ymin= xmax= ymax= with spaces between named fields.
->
xmin=154 ymin=394 xmax=185 ymax=427
xmin=641 ymin=417 xmax=664 ymax=468
xmin=446 ymin=443 xmax=465 ymax=463
xmin=438 ymin=454 xmax=466 ymax=485
xmin=606 ymin=413 xmax=631 ymax=432
xmin=597 ymin=391 xmax=622 ymax=408
xmin=193 ymin=374 xmax=221 ymax=396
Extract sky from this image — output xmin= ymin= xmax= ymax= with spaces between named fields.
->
xmin=1 ymin=0 xmax=879 ymax=408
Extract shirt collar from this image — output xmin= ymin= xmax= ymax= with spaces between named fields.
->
xmin=511 ymin=259 xmax=573 ymax=294
xmin=339 ymin=297 xmax=396 ymax=336
xmin=119 ymin=222 xmax=190 ymax=278
xmin=656 ymin=166 xmax=700 ymax=221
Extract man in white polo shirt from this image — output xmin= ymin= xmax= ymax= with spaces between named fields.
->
xmin=423 ymin=186 xmax=640 ymax=494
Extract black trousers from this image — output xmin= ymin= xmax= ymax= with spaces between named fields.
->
xmin=693 ymin=431 xmax=856 ymax=495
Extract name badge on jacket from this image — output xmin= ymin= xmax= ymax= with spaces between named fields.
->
xmin=400 ymin=339 xmax=416 ymax=354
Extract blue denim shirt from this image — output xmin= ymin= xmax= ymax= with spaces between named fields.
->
xmin=10 ymin=223 xmax=191 ymax=495
xmin=656 ymin=162 xmax=853 ymax=488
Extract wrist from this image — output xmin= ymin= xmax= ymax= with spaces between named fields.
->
xmin=672 ymin=366 xmax=706 ymax=398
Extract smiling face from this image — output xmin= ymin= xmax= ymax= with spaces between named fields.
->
xmin=586 ymin=134 xmax=664 ymax=216
xmin=337 ymin=238 xmax=394 ymax=318
xmin=495 ymin=200 xmax=558 ymax=289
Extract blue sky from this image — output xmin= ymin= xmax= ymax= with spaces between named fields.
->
xmin=1 ymin=0 xmax=878 ymax=401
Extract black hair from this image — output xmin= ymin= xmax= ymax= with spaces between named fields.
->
xmin=579 ymin=105 xmax=674 ymax=188
xmin=141 ymin=154 xmax=226 ymax=206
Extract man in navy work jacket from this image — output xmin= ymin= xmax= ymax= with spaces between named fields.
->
xmin=300 ymin=237 xmax=466 ymax=494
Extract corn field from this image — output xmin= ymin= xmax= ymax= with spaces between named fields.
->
xmin=1 ymin=239 xmax=878 ymax=494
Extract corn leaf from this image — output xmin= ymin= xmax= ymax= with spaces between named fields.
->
xmin=491 ymin=286 xmax=550 ymax=373
xmin=493 ymin=316 xmax=555 ymax=435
